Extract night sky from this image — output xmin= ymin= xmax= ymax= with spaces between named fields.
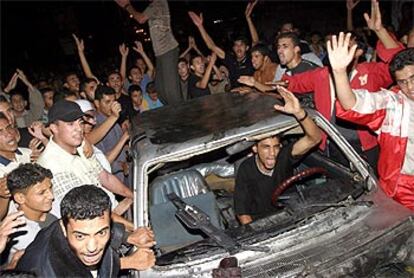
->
xmin=1 ymin=0 xmax=391 ymax=82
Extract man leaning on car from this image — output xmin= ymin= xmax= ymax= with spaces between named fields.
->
xmin=234 ymin=86 xmax=322 ymax=225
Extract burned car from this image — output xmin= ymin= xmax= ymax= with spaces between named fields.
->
xmin=130 ymin=92 xmax=414 ymax=277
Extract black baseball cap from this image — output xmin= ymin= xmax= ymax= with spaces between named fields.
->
xmin=47 ymin=100 xmax=85 ymax=126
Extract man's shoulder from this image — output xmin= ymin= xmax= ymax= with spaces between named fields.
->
xmin=238 ymin=155 xmax=256 ymax=172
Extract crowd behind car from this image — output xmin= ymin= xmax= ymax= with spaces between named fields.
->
xmin=0 ymin=0 xmax=413 ymax=276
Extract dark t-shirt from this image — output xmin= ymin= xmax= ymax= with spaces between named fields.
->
xmin=223 ymin=51 xmax=255 ymax=89
xmin=234 ymin=142 xmax=302 ymax=219
xmin=187 ymin=74 xmax=210 ymax=99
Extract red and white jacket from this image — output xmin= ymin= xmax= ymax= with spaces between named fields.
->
xmin=336 ymin=89 xmax=414 ymax=204
xmin=283 ymin=41 xmax=404 ymax=150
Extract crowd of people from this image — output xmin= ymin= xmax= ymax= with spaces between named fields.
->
xmin=0 ymin=0 xmax=413 ymax=275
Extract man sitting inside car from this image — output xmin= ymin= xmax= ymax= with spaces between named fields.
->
xmin=234 ymin=87 xmax=321 ymax=225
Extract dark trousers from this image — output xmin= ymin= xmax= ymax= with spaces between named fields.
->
xmin=155 ymin=47 xmax=182 ymax=105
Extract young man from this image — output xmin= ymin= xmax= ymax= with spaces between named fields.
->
xmin=178 ymin=58 xmax=190 ymax=101
xmin=16 ymin=185 xmax=156 ymax=276
xmin=39 ymin=87 xmax=55 ymax=124
xmin=145 ymin=82 xmax=164 ymax=110
xmin=116 ymin=0 xmax=182 ymax=105
xmin=188 ymin=54 xmax=217 ymax=99
xmin=79 ymin=78 xmax=98 ymax=102
xmin=188 ymin=1 xmax=258 ymax=89
xmin=37 ymin=100 xmax=132 ymax=218
xmin=234 ymin=86 xmax=321 ymax=225
xmin=128 ymin=85 xmax=149 ymax=118
xmin=251 ymin=44 xmax=278 ymax=84
xmin=63 ymin=72 xmax=81 ymax=97
xmin=6 ymin=163 xmax=57 ymax=258
xmin=328 ymin=32 xmax=414 ymax=210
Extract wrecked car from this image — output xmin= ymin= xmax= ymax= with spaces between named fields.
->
xmin=130 ymin=92 xmax=414 ymax=277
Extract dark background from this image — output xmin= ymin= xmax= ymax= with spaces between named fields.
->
xmin=0 ymin=0 xmax=395 ymax=82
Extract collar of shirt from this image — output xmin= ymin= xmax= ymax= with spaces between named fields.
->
xmin=255 ymin=155 xmax=274 ymax=177
xmin=0 ymin=148 xmax=23 ymax=166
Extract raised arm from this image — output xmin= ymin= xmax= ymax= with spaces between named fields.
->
xmin=196 ymin=53 xmax=217 ymax=89
xmin=364 ymin=0 xmax=398 ymax=49
xmin=115 ymin=0 xmax=149 ymax=24
xmin=86 ymin=101 xmax=121 ymax=145
xmin=3 ymin=72 xmax=19 ymax=94
xmin=17 ymin=69 xmax=44 ymax=121
xmin=105 ymin=131 xmax=129 ymax=164
xmin=273 ymin=86 xmax=321 ymax=157
xmin=119 ymin=43 xmax=129 ymax=84
xmin=73 ymin=34 xmax=98 ymax=81
xmin=327 ymin=32 xmax=358 ymax=110
xmin=245 ymin=0 xmax=259 ymax=47
xmin=188 ymin=12 xmax=226 ymax=59
xmin=132 ymin=41 xmax=155 ymax=80
xmin=346 ymin=0 xmax=360 ymax=31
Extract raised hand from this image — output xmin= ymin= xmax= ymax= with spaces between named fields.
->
xmin=28 ymin=121 xmax=47 ymax=142
xmin=119 ymin=43 xmax=129 ymax=57
xmin=364 ymin=0 xmax=382 ymax=32
xmin=110 ymin=101 xmax=122 ymax=118
xmin=4 ymin=72 xmax=19 ymax=93
xmin=273 ymin=86 xmax=302 ymax=116
xmin=72 ymin=34 xmax=85 ymax=52
xmin=127 ymin=248 xmax=156 ymax=270
xmin=346 ymin=0 xmax=360 ymax=11
xmin=29 ymin=138 xmax=45 ymax=162
xmin=188 ymin=11 xmax=203 ymax=27
xmin=188 ymin=36 xmax=196 ymax=49
xmin=245 ymin=0 xmax=258 ymax=18
xmin=327 ymin=32 xmax=357 ymax=72
xmin=132 ymin=41 xmax=144 ymax=54
xmin=0 ymin=211 xmax=26 ymax=253
xmin=16 ymin=69 xmax=31 ymax=87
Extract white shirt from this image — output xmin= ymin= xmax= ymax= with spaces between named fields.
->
xmin=0 ymin=148 xmax=32 ymax=178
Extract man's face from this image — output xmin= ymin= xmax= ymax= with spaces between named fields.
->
xmin=251 ymin=51 xmax=266 ymax=70
xmin=191 ymin=57 xmax=205 ymax=75
xmin=17 ymin=178 xmax=54 ymax=214
xmin=130 ymin=90 xmax=143 ymax=107
xmin=136 ymin=58 xmax=147 ymax=74
xmin=280 ymin=23 xmax=293 ymax=34
xmin=0 ymin=102 xmax=15 ymax=125
xmin=97 ymin=94 xmax=116 ymax=117
xmin=395 ymin=65 xmax=414 ymax=101
xmin=11 ymin=94 xmax=27 ymax=113
xmin=178 ymin=62 xmax=189 ymax=80
xmin=43 ymin=90 xmax=55 ymax=110
xmin=253 ymin=137 xmax=281 ymax=171
xmin=63 ymin=211 xmax=111 ymax=267
xmin=148 ymin=90 xmax=158 ymax=101
xmin=84 ymin=81 xmax=98 ymax=102
xmin=51 ymin=119 xmax=84 ymax=148
xmin=277 ymin=37 xmax=299 ymax=67
xmin=0 ymin=118 xmax=18 ymax=153
xmin=66 ymin=74 xmax=80 ymax=92
xmin=82 ymin=111 xmax=97 ymax=134
xmin=232 ymin=40 xmax=248 ymax=60
xmin=107 ymin=73 xmax=122 ymax=93
xmin=129 ymin=68 xmax=143 ymax=84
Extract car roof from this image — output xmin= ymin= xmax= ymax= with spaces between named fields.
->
xmin=130 ymin=92 xmax=308 ymax=150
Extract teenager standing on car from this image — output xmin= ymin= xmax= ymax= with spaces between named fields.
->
xmin=234 ymin=87 xmax=321 ymax=225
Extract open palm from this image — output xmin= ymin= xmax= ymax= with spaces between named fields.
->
xmin=327 ymin=32 xmax=357 ymax=71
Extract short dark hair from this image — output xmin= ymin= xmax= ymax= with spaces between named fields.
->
xmin=79 ymin=78 xmax=97 ymax=93
xmin=389 ymin=48 xmax=414 ymax=78
xmin=95 ymin=85 xmax=116 ymax=101
xmin=39 ymin=87 xmax=55 ymax=96
xmin=106 ymin=70 xmax=121 ymax=81
xmin=7 ymin=163 xmax=53 ymax=195
xmin=61 ymin=185 xmax=111 ymax=227
xmin=128 ymin=66 xmax=142 ymax=76
xmin=146 ymin=81 xmax=156 ymax=94
xmin=9 ymin=90 xmax=26 ymax=101
xmin=250 ymin=43 xmax=271 ymax=58
xmin=178 ymin=58 xmax=188 ymax=65
xmin=276 ymin=32 xmax=300 ymax=48
xmin=128 ymin=84 xmax=142 ymax=96
xmin=190 ymin=54 xmax=203 ymax=66
xmin=64 ymin=72 xmax=78 ymax=82
xmin=233 ymin=35 xmax=249 ymax=45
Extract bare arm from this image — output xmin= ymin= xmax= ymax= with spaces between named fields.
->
xmin=17 ymin=70 xmax=45 ymax=122
xmin=3 ymin=72 xmax=18 ymax=94
xmin=106 ymin=131 xmax=129 ymax=164
xmin=274 ymin=86 xmax=321 ymax=157
xmin=116 ymin=0 xmax=149 ymax=24
xmin=73 ymin=34 xmax=98 ymax=80
xmin=188 ymin=12 xmax=226 ymax=59
xmin=364 ymin=0 xmax=398 ymax=49
xmin=245 ymin=0 xmax=259 ymax=47
xmin=98 ymin=170 xmax=133 ymax=198
xmin=196 ymin=53 xmax=216 ymax=89
xmin=346 ymin=0 xmax=360 ymax=31
xmin=327 ymin=32 xmax=358 ymax=110
xmin=237 ymin=76 xmax=283 ymax=92
xmin=120 ymin=248 xmax=156 ymax=270
xmin=86 ymin=102 xmax=121 ymax=145
xmin=133 ymin=41 xmax=155 ymax=80
xmin=119 ymin=43 xmax=129 ymax=84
